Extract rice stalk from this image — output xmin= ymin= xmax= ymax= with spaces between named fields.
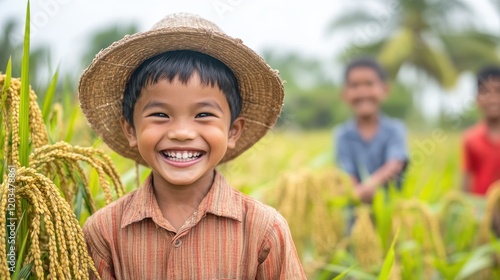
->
xmin=350 ymin=206 xmax=383 ymax=272
xmin=478 ymin=181 xmax=500 ymax=244
xmin=272 ymin=168 xmax=352 ymax=276
xmin=0 ymin=72 xmax=123 ymax=278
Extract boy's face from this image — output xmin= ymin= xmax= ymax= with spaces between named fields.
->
xmin=477 ymin=77 xmax=500 ymax=120
xmin=121 ymin=73 xmax=244 ymax=188
xmin=342 ymin=67 xmax=388 ymax=118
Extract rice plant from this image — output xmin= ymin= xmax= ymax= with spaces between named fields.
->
xmin=0 ymin=2 xmax=123 ymax=279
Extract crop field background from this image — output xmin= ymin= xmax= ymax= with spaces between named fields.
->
xmin=2 ymin=0 xmax=500 ymax=279
xmin=45 ymin=100 xmax=500 ymax=279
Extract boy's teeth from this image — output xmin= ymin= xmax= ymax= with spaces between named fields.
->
xmin=163 ymin=150 xmax=203 ymax=161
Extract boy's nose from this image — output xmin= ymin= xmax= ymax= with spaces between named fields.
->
xmin=166 ymin=122 xmax=197 ymax=141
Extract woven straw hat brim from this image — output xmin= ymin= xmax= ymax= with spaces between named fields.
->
xmin=79 ymin=27 xmax=284 ymax=166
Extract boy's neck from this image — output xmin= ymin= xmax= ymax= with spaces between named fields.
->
xmin=356 ymin=114 xmax=380 ymax=127
xmin=355 ymin=114 xmax=380 ymax=141
xmin=485 ymin=118 xmax=500 ymax=142
xmin=486 ymin=117 xmax=500 ymax=131
xmin=151 ymin=170 xmax=215 ymax=230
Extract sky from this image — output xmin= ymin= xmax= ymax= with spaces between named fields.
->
xmin=1 ymin=0 xmax=499 ymax=118
xmin=1 ymin=0 xmax=344 ymax=71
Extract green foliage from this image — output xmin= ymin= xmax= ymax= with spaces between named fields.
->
xmin=81 ymin=24 xmax=139 ymax=67
xmin=329 ymin=0 xmax=500 ymax=89
xmin=41 ymin=70 xmax=59 ymax=124
xmin=15 ymin=3 xmax=31 ymax=276
xmin=377 ymin=228 xmax=399 ymax=280
xmin=19 ymin=1 xmax=31 ymax=168
xmin=264 ymin=50 xmax=417 ymax=130
xmin=281 ymin=84 xmax=344 ymax=129
xmin=438 ymin=106 xmax=481 ymax=131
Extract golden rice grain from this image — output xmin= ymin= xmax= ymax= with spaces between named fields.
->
xmin=0 ymin=74 xmax=123 ymax=279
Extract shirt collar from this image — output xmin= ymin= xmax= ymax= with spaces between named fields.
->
xmin=121 ymin=170 xmax=243 ymax=229
xmin=477 ymin=122 xmax=499 ymax=146
xmin=346 ymin=113 xmax=388 ymax=134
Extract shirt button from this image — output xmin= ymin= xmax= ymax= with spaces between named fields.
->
xmin=174 ymin=239 xmax=182 ymax=248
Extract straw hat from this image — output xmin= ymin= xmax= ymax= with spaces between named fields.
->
xmin=79 ymin=13 xmax=284 ymax=165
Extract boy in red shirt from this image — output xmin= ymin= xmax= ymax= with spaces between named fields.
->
xmin=462 ymin=66 xmax=500 ymax=195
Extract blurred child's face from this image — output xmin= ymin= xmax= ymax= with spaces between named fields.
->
xmin=121 ymin=73 xmax=244 ymax=188
xmin=477 ymin=77 xmax=500 ymax=120
xmin=342 ymin=67 xmax=388 ymax=119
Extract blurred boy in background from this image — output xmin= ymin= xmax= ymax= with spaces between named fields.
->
xmin=335 ymin=57 xmax=409 ymax=203
xmin=462 ymin=66 xmax=500 ymax=195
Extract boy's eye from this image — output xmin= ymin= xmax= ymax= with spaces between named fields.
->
xmin=196 ymin=112 xmax=215 ymax=118
xmin=150 ymin=112 xmax=169 ymax=118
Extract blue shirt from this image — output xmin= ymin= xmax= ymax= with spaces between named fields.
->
xmin=334 ymin=115 xmax=408 ymax=187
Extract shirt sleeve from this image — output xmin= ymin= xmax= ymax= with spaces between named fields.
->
xmin=385 ymin=121 xmax=408 ymax=162
xmin=256 ymin=212 xmax=306 ymax=280
xmin=334 ymin=129 xmax=356 ymax=177
xmin=82 ymin=216 xmax=116 ymax=280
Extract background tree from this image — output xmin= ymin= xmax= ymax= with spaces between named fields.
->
xmin=81 ymin=24 xmax=139 ymax=68
xmin=329 ymin=0 xmax=500 ymax=89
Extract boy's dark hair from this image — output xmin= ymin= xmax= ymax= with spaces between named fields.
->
xmin=344 ymin=57 xmax=387 ymax=82
xmin=477 ymin=65 xmax=500 ymax=89
xmin=123 ymin=50 xmax=242 ymax=126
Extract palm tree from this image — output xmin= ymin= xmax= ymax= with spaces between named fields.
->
xmin=329 ymin=0 xmax=500 ymax=89
xmin=81 ymin=24 xmax=138 ymax=68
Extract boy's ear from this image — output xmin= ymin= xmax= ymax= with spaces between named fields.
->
xmin=227 ymin=117 xmax=245 ymax=150
xmin=120 ymin=117 xmax=138 ymax=147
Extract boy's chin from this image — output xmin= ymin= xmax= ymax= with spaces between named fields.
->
xmin=156 ymin=167 xmax=216 ymax=187
xmin=354 ymin=110 xmax=378 ymax=119
xmin=485 ymin=114 xmax=500 ymax=121
xmin=483 ymin=109 xmax=500 ymax=120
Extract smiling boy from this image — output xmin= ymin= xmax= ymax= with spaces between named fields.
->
xmin=462 ymin=66 xmax=500 ymax=195
xmin=334 ymin=58 xmax=409 ymax=203
xmin=79 ymin=14 xmax=305 ymax=279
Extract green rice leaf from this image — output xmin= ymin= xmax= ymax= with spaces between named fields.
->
xmin=12 ymin=209 xmax=29 ymax=278
xmin=64 ymin=105 xmax=79 ymax=142
xmin=42 ymin=69 xmax=59 ymax=124
xmin=331 ymin=265 xmax=354 ymax=280
xmin=14 ymin=2 xmax=32 ymax=277
xmin=15 ymin=262 xmax=33 ymax=280
xmin=378 ymin=227 xmax=400 ymax=280
xmin=322 ymin=264 xmax=377 ymax=280
xmin=74 ymin=181 xmax=84 ymax=221
xmin=456 ymin=243 xmax=497 ymax=279
xmin=19 ymin=0 xmax=31 ymax=167
xmin=75 ymin=177 xmax=95 ymax=222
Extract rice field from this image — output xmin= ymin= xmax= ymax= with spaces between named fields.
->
xmin=93 ymin=118 xmax=499 ymax=279
xmin=3 ymin=59 xmax=500 ymax=279
xmin=2 ymin=7 xmax=500 ymax=278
